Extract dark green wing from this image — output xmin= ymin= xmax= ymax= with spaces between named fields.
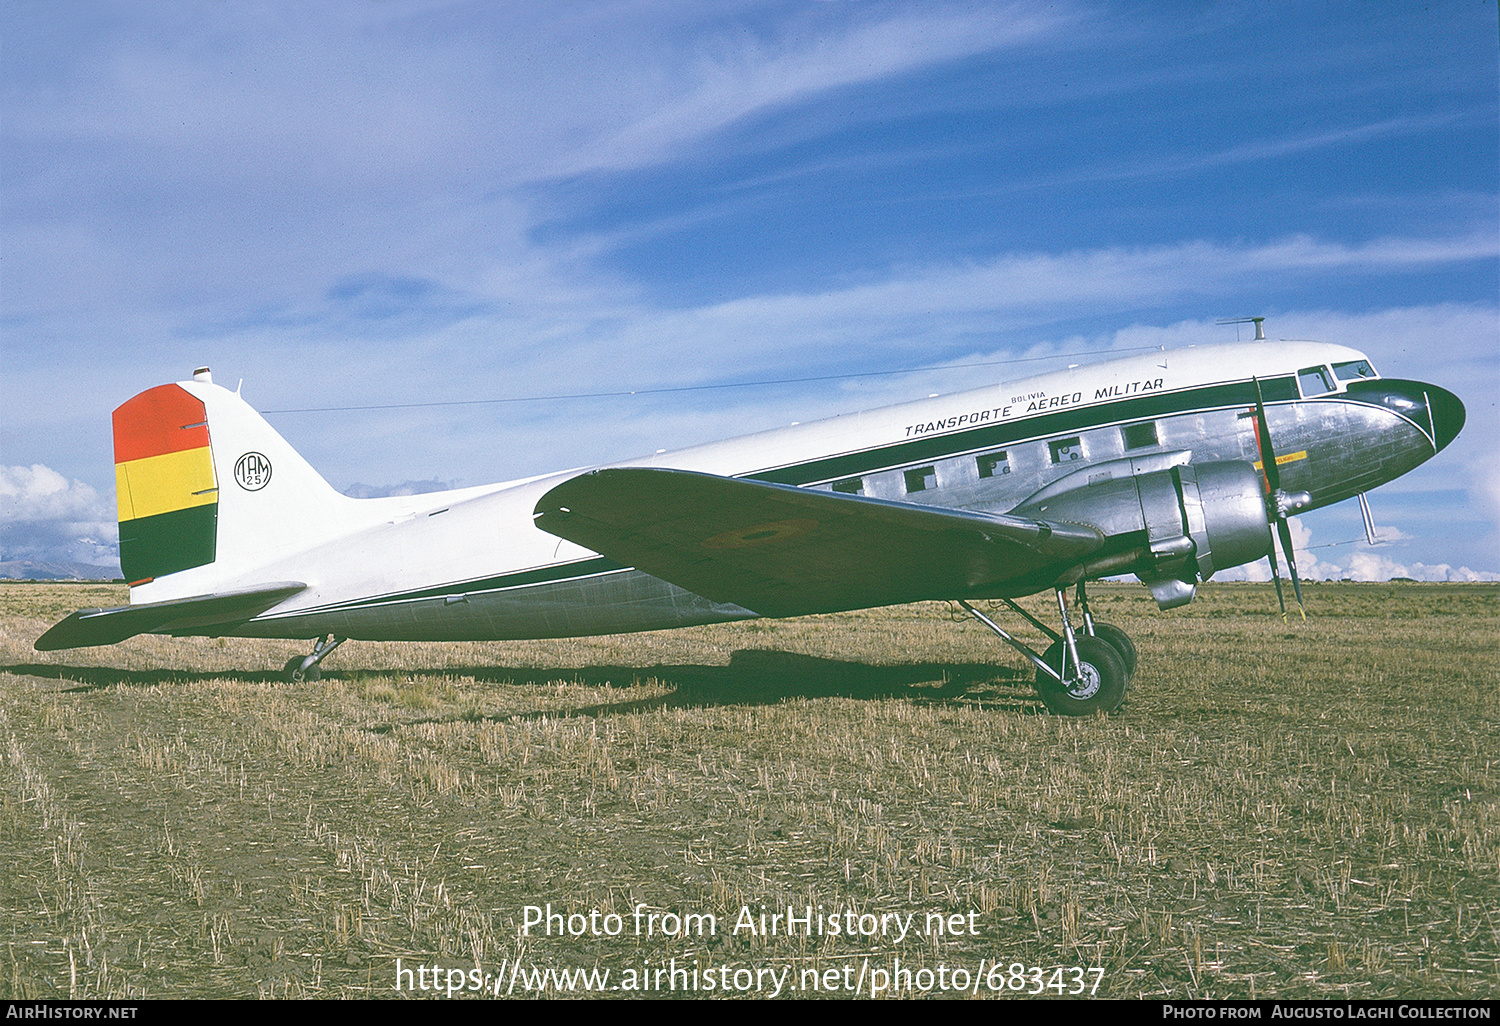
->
xmin=533 ymin=468 xmax=1100 ymax=618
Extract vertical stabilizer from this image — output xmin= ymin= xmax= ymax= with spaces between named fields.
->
xmin=114 ymin=374 xmax=366 ymax=601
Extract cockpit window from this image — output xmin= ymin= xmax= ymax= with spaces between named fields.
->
xmin=1297 ymin=365 xmax=1335 ymax=397
xmin=1333 ymin=359 xmax=1377 ymax=381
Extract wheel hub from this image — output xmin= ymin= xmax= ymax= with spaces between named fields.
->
xmin=1065 ymin=662 xmax=1103 ymax=700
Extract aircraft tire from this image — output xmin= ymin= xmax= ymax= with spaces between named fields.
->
xmin=1034 ymin=636 xmax=1126 ymax=716
xmin=1089 ymin=623 xmax=1137 ymax=682
xmin=283 ymin=656 xmax=321 ymax=683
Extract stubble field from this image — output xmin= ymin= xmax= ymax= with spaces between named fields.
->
xmin=0 ymin=580 xmax=1496 ymax=1000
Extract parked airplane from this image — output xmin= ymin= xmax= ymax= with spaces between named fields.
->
xmin=36 ymin=334 xmax=1464 ymax=714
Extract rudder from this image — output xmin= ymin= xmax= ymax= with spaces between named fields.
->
xmin=113 ymin=384 xmax=219 ymax=583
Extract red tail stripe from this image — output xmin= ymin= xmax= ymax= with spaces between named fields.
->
xmin=113 ymin=385 xmax=212 ymax=464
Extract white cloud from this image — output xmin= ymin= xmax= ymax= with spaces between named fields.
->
xmin=1480 ymin=463 xmax=1500 ymax=526
xmin=0 ymin=464 xmax=118 ymax=566
xmin=1215 ymin=515 xmax=1499 ymax=583
xmin=570 ymin=4 xmax=1067 ymax=176
xmin=1342 ymin=552 xmax=1499 ymax=583
xmin=1 ymin=2 xmax=1075 ymax=316
xmin=433 ymin=234 xmax=1497 ymax=395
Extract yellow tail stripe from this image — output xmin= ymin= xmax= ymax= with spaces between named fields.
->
xmin=116 ymin=447 xmax=218 ymax=522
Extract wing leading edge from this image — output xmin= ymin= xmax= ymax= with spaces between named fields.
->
xmin=532 ymin=468 xmax=1102 ymax=618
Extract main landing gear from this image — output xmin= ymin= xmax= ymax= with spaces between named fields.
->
xmin=283 ymin=634 xmax=346 ymax=683
xmin=959 ymin=581 xmax=1135 ymax=716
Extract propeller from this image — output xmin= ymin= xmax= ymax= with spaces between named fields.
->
xmin=1251 ymin=377 xmax=1310 ymax=622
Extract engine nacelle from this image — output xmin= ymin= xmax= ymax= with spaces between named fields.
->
xmin=1011 ymin=458 xmax=1271 ymax=609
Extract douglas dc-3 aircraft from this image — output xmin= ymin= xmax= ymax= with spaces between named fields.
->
xmin=37 ymin=333 xmax=1464 ymax=715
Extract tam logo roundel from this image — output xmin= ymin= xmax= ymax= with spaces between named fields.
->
xmin=234 ymin=452 xmax=273 ymax=491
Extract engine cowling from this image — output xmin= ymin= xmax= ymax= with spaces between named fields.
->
xmin=1010 ymin=458 xmax=1271 ymax=609
xmin=1176 ymin=461 xmax=1274 ymax=572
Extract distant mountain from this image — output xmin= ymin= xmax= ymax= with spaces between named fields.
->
xmin=0 ymin=560 xmax=122 ymax=581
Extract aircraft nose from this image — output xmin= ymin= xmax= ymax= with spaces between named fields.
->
xmin=1426 ymin=383 xmax=1465 ymax=452
xmin=1345 ymin=379 xmax=1466 ymax=453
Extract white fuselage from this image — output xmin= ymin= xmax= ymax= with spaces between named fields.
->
xmin=130 ymin=340 xmax=1451 ymax=642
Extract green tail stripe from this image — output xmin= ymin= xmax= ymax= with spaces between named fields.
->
xmin=119 ymin=504 xmax=218 ymax=582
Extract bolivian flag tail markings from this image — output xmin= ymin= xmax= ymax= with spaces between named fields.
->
xmin=113 ymin=384 xmax=218 ymax=584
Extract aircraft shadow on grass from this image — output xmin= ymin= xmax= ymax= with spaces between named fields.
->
xmin=4 ymin=649 xmax=1037 ymax=723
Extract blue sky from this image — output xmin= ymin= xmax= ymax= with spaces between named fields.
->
xmin=3 ymin=1 xmax=1497 ymax=581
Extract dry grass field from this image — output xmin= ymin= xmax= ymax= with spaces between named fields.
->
xmin=0 ymin=580 xmax=1496 ymax=999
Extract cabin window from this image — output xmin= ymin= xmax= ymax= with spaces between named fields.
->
xmin=976 ymin=451 xmax=1010 ymax=478
xmin=1298 ymin=365 xmax=1335 ymax=396
xmin=904 ymin=466 xmax=937 ymax=493
xmin=1049 ymin=437 xmax=1084 ymax=464
xmin=831 ymin=477 xmax=863 ymax=495
xmin=1333 ymin=359 xmax=1377 ymax=381
xmin=1121 ymin=421 xmax=1159 ymax=450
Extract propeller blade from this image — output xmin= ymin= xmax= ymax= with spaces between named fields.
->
xmin=1276 ymin=516 xmax=1307 ymax=621
xmin=1266 ymin=545 xmax=1288 ymax=620
xmin=1252 ymin=375 xmax=1304 ymax=621
xmin=1251 ymin=376 xmax=1281 ymax=492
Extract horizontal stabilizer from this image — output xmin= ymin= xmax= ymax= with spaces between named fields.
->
xmin=533 ymin=469 xmax=1101 ymax=617
xmin=34 ymin=582 xmax=306 ymax=651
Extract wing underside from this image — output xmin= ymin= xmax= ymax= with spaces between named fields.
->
xmin=533 ymin=468 xmax=1101 ymax=618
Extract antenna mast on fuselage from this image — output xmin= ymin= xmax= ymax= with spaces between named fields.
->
xmin=1217 ymin=316 xmax=1266 ymax=341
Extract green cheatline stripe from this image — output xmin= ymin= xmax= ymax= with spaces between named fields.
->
xmin=264 ymin=376 xmax=1310 ymax=615
xmin=746 ymin=376 xmax=1301 ymax=486
xmin=120 ymin=503 xmax=217 ymax=582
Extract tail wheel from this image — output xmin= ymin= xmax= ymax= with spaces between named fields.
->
xmin=1088 ymin=622 xmax=1137 ymax=682
xmin=1034 ymin=636 xmax=1126 ymax=716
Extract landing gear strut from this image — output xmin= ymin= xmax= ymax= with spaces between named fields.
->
xmin=1073 ymin=580 xmax=1137 ymax=682
xmin=959 ymin=581 xmax=1133 ymax=715
xmin=283 ymin=634 xmax=346 ymax=683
